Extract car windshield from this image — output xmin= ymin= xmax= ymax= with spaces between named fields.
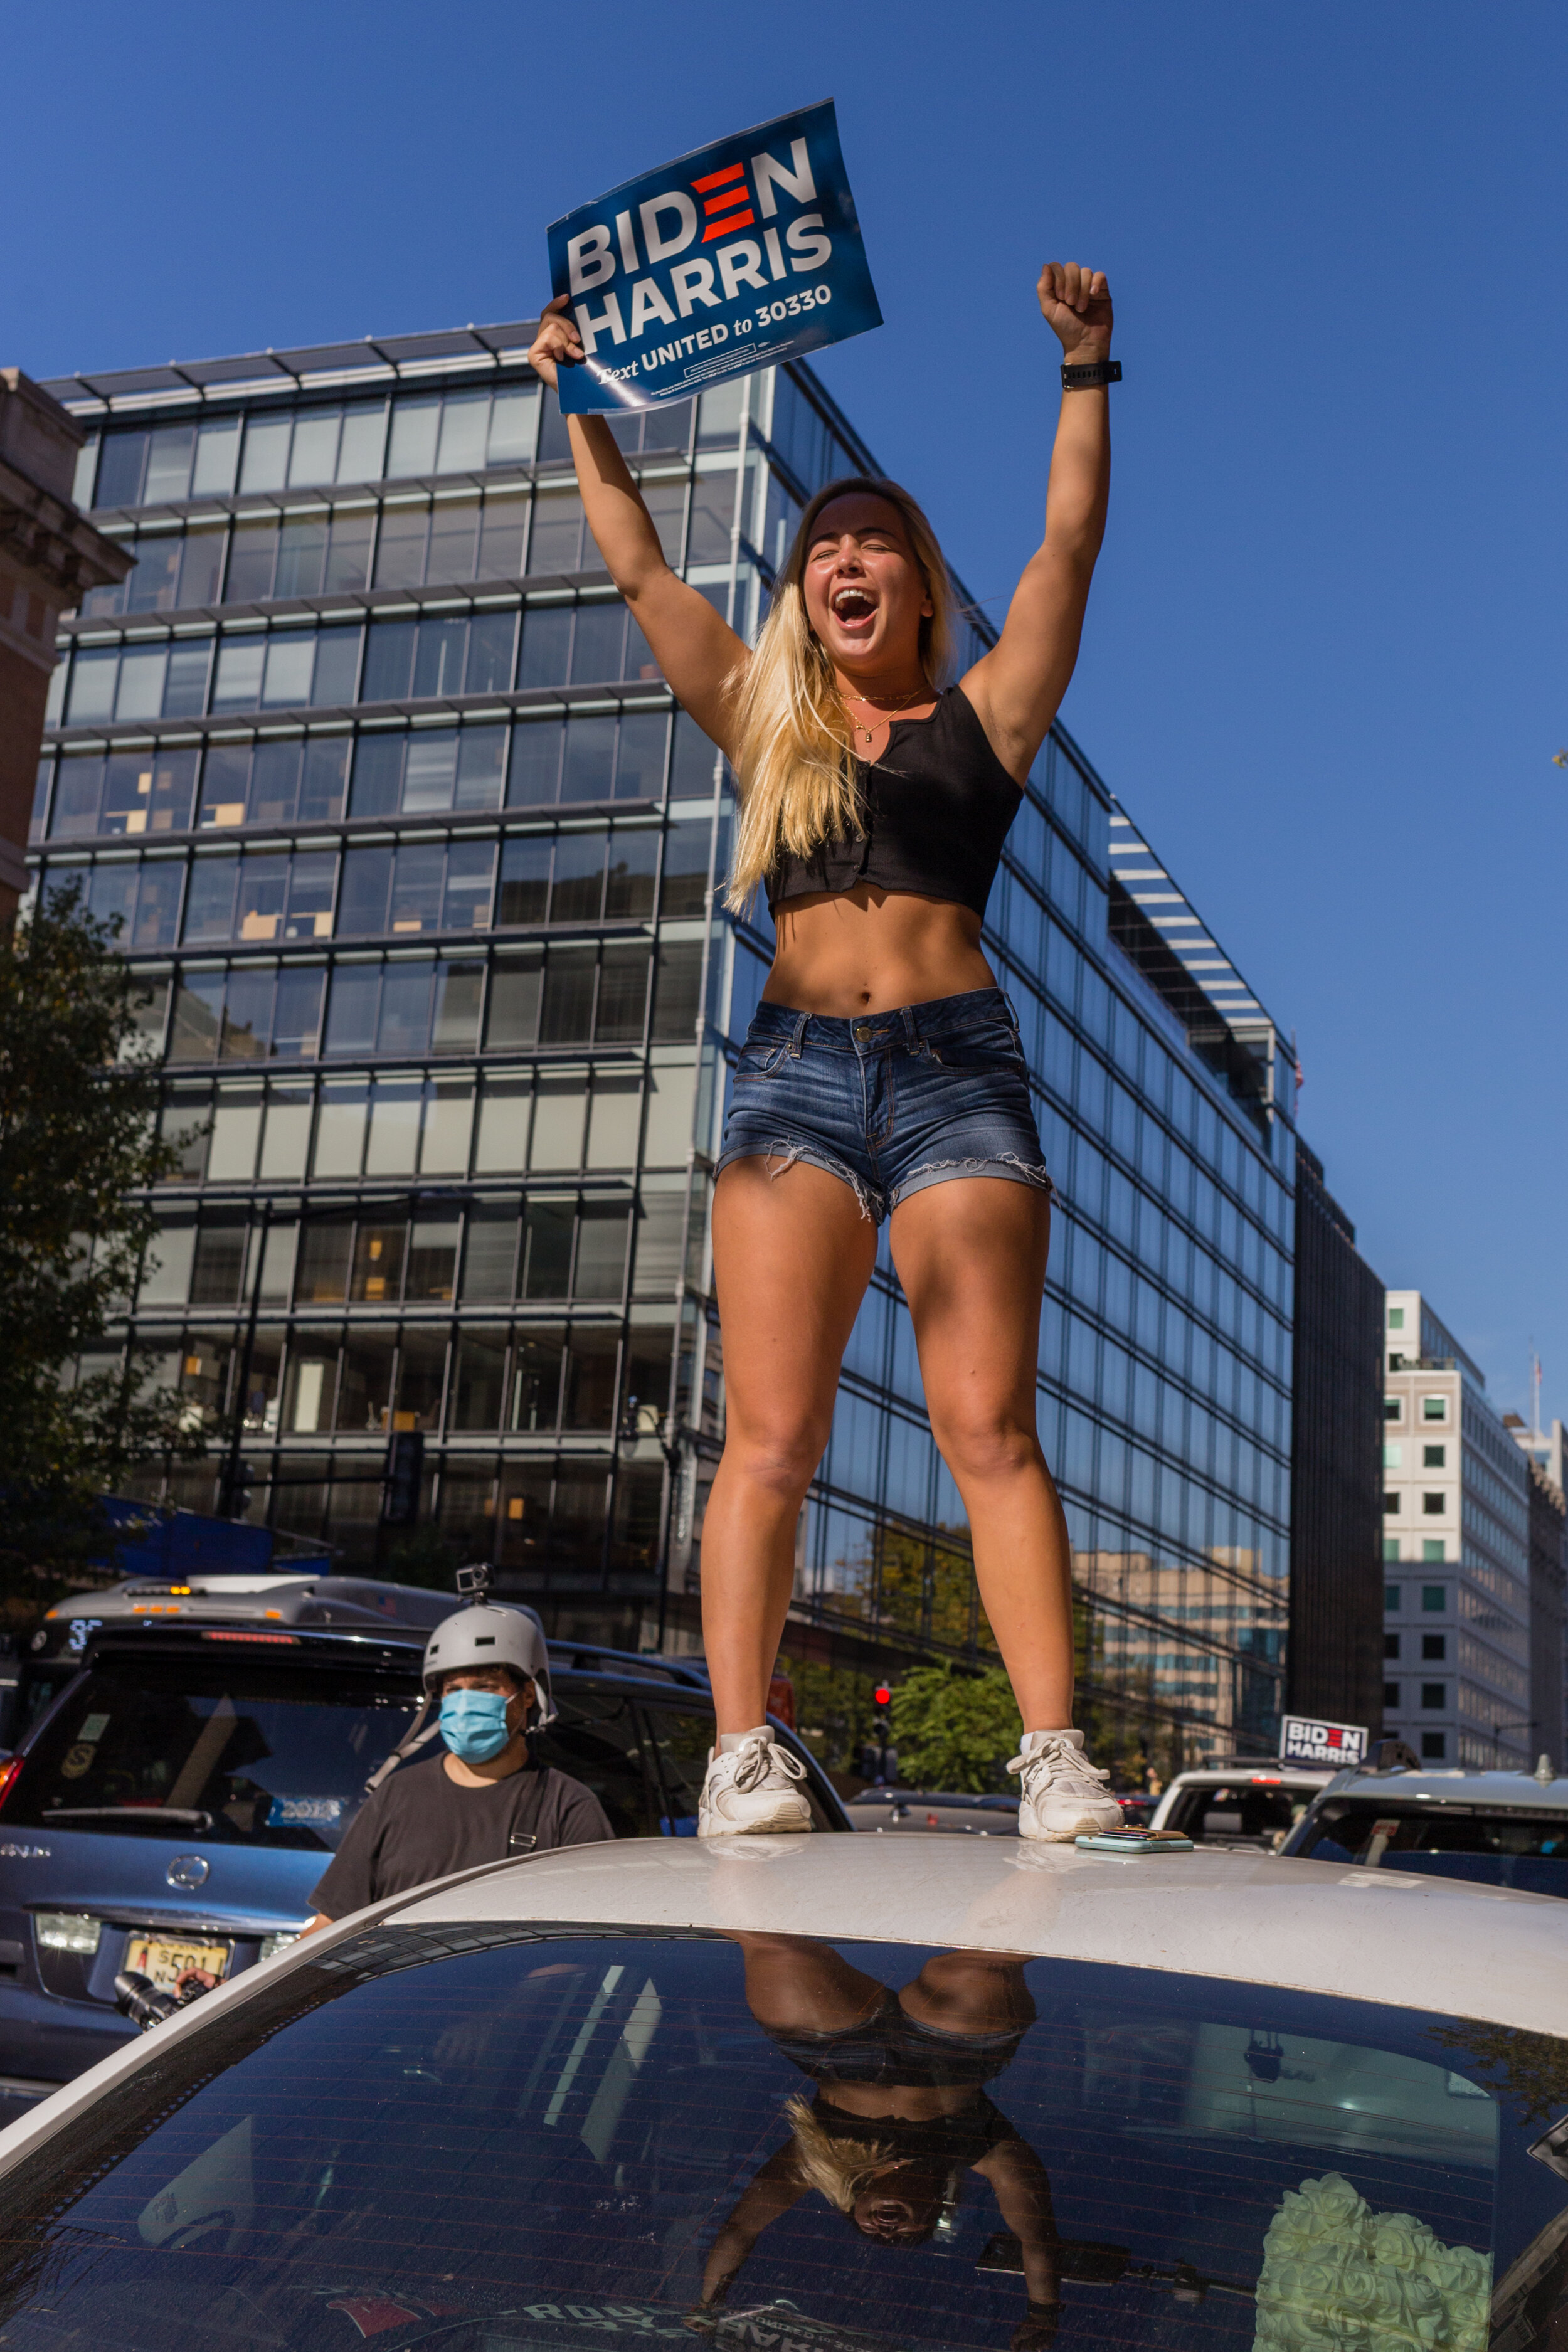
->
xmin=0 ymin=1927 xmax=1564 ymax=2352
xmin=3 ymin=1653 xmax=417 ymax=1850
xmin=1296 ymin=1798 xmax=1568 ymax=1896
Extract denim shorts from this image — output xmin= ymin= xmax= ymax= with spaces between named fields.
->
xmin=716 ymin=987 xmax=1052 ymax=1225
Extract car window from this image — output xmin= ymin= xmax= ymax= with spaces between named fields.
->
xmin=1167 ymin=1783 xmax=1304 ymax=1845
xmin=1 ymin=1654 xmax=416 ymax=1850
xmin=1 ymin=1929 xmax=1561 ymax=2352
xmin=1298 ymin=1799 xmax=1568 ymax=1895
xmin=529 ymin=1688 xmax=654 ymax=1839
xmin=638 ymin=1701 xmax=838 ymax=1832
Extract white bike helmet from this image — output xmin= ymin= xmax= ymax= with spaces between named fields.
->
xmin=421 ymin=1601 xmax=556 ymax=1727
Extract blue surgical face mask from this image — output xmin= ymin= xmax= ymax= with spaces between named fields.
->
xmin=439 ymin=1688 xmax=513 ymax=1765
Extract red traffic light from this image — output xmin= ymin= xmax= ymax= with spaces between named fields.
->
xmin=874 ymin=1684 xmax=892 ymax=1708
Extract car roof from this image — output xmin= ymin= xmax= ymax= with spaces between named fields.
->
xmin=1324 ymin=1767 xmax=1568 ymax=1810
xmin=1168 ymin=1765 xmax=1332 ymax=1786
xmin=376 ymin=1830 xmax=1568 ymax=2036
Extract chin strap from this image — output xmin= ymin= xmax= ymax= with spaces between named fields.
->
xmin=363 ymin=1693 xmax=442 ymax=1797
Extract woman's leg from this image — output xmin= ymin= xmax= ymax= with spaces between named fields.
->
xmin=898 ymin=1951 xmax=1036 ymax=2037
xmin=726 ymin=1932 xmax=886 ymax=2033
xmin=888 ymin=1179 xmax=1071 ymax=1729
xmin=706 ymin=1158 xmax=878 ymax=1734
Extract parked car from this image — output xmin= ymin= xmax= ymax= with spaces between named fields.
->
xmin=847 ymin=1788 xmax=1020 ymax=1833
xmin=0 ymin=1573 xmax=847 ymax=2113
xmin=1281 ymin=1756 xmax=1568 ymax=1895
xmin=1148 ymin=1758 xmax=1335 ymax=1850
xmin=0 ymin=1831 xmax=1561 ymax=2352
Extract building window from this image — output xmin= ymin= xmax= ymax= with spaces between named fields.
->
xmin=1422 ymin=1444 xmax=1446 ymax=1469
xmin=1384 ymin=1582 xmax=1401 ymax=1611
xmin=1384 ymin=1397 xmax=1402 ymax=1423
xmin=1421 ymin=1634 xmax=1446 ymax=1661
xmin=1387 ymin=1352 xmax=1405 ymax=1372
xmin=1420 ymin=1683 xmax=1446 ymax=1710
xmin=1388 ymin=1306 xmax=1406 ymax=1331
xmin=1383 ymin=1491 xmax=1401 ymax=1515
xmin=1421 ymin=1493 xmax=1444 ymax=1515
xmin=1421 ymin=1584 xmax=1445 ymax=1612
xmin=1384 ymin=1681 xmax=1399 ymax=1709
xmin=1421 ymin=1397 xmax=1448 ymax=1422
xmin=1421 ymin=1732 xmax=1446 ymax=1762
xmin=1421 ymin=1540 xmax=1445 ymax=1564
xmin=1382 ymin=1541 xmax=1399 ymax=1565
xmin=1384 ymin=1633 xmax=1399 ymax=1660
xmin=1383 ymin=1442 xmax=1402 ymax=1468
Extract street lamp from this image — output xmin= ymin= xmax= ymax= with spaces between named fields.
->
xmin=1491 ymin=1716 xmax=1534 ymax=1764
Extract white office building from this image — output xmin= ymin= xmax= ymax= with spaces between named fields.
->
xmin=1382 ymin=1290 xmax=1531 ymax=1766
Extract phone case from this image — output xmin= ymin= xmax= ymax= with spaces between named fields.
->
xmin=1074 ymin=1832 xmax=1195 ymax=1855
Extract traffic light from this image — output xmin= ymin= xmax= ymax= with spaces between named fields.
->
xmin=382 ymin=1430 xmax=424 ymax=1527
xmin=874 ymin=1683 xmax=892 ymax=1708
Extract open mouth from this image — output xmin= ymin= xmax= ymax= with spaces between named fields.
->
xmin=830 ymin=585 xmax=877 ymax=625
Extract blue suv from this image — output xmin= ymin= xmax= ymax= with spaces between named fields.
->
xmin=0 ymin=1574 xmax=846 ymax=2112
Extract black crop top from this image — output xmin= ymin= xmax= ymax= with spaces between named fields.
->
xmin=765 ymin=685 xmax=1023 ymax=919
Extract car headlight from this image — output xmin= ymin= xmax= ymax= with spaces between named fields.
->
xmin=258 ymin=1931 xmax=299 ymax=1963
xmin=36 ymin=1913 xmax=100 ymax=1955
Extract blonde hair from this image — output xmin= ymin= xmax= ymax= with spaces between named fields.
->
xmin=784 ymin=2095 xmax=896 ymax=2213
xmin=723 ymin=477 xmax=960 ymax=912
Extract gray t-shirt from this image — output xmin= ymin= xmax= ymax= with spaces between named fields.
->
xmin=309 ymin=1753 xmax=612 ymax=1919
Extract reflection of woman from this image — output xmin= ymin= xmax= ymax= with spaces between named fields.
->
xmin=693 ymin=1934 xmax=1059 ymax=2350
xmin=529 ymin=268 xmax=1124 ymax=1845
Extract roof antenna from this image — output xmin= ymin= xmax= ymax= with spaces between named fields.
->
xmin=455 ymin=1562 xmax=492 ymax=1607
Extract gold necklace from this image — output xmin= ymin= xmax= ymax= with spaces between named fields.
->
xmin=842 ymin=686 xmax=932 ymax=748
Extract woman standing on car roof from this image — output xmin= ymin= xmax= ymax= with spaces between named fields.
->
xmin=529 ymin=263 xmax=1122 ymax=1845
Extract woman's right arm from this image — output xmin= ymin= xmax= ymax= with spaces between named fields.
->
xmin=528 ymin=298 xmax=748 ymax=756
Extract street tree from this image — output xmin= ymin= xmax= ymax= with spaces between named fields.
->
xmin=0 ymin=886 xmax=199 ymax=1599
xmin=889 ymin=1662 xmax=1022 ymax=1792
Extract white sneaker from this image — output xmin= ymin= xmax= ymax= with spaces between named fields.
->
xmin=1007 ymin=1729 xmax=1123 ymax=1843
xmin=698 ymin=1733 xmax=812 ymax=1836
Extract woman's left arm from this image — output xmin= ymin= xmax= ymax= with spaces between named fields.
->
xmin=963 ymin=263 xmax=1113 ymax=779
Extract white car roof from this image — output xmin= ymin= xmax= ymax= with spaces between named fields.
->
xmin=1329 ymin=1767 xmax=1568 ymax=1811
xmin=383 ymin=1832 xmax=1567 ymax=2034
xmin=1166 ymin=1766 xmax=1332 ymax=1787
xmin=0 ymin=1834 xmax=1562 ymax=2181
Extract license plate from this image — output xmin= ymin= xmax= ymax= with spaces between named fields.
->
xmin=124 ymin=1933 xmax=231 ymax=1989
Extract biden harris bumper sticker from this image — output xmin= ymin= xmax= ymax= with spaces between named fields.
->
xmin=548 ymin=99 xmax=882 ymax=415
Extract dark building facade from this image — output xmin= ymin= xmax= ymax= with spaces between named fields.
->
xmin=31 ymin=323 xmax=1322 ymax=1768
xmin=1524 ymin=1457 xmax=1566 ymax=1769
xmin=1286 ymin=1142 xmax=1384 ymax=1734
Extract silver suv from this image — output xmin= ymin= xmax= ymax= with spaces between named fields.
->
xmin=1281 ymin=1756 xmax=1568 ymax=1895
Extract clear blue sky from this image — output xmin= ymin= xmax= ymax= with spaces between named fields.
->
xmin=11 ymin=1 xmax=1565 ymax=1419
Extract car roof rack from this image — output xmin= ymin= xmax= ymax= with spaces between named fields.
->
xmin=1362 ymin=1738 xmax=1424 ymax=1773
xmin=553 ymin=1641 xmax=711 ymax=1690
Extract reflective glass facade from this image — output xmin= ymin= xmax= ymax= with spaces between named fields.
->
xmin=36 ymin=325 xmax=1301 ymax=1767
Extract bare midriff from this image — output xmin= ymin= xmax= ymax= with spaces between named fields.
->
xmin=762 ymin=886 xmax=997 ymax=1016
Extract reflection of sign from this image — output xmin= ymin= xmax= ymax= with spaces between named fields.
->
xmin=549 ymin=99 xmax=881 ymax=415
xmin=1281 ymin=1714 xmax=1367 ymax=1768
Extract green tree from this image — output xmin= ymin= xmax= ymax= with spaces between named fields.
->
xmin=889 ymin=1663 xmax=1022 ymax=1792
xmin=0 ymin=887 xmax=199 ymax=1599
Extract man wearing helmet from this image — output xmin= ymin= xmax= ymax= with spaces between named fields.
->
xmin=300 ymin=1603 xmax=612 ymax=1930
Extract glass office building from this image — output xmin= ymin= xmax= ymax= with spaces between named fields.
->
xmin=33 ymin=326 xmax=1298 ymax=1768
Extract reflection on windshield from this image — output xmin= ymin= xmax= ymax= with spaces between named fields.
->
xmin=0 ymin=1923 xmax=1559 ymax=2352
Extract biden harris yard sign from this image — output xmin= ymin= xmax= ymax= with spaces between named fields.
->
xmin=548 ymin=100 xmax=882 ymax=415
